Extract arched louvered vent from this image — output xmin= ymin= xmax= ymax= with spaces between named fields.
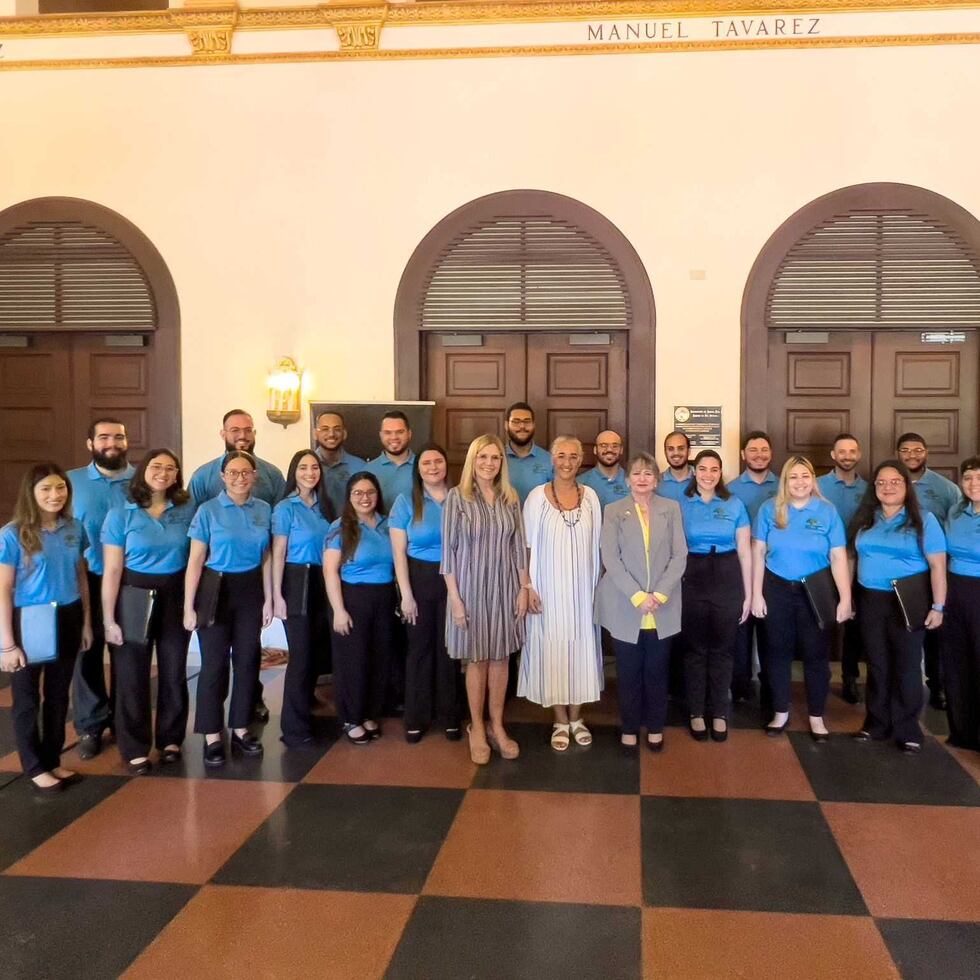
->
xmin=420 ymin=215 xmax=631 ymax=331
xmin=0 ymin=220 xmax=156 ymax=331
xmin=766 ymin=210 xmax=980 ymax=329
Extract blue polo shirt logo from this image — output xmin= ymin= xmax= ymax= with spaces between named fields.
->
xmin=713 ymin=507 xmax=732 ymax=521
xmin=64 ymin=531 xmax=80 ymax=547
xmin=805 ymin=518 xmax=826 ymax=532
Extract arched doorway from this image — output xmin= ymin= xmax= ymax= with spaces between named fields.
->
xmin=0 ymin=196 xmax=181 ymax=514
xmin=742 ymin=182 xmax=980 ymax=477
xmin=394 ymin=190 xmax=656 ymax=469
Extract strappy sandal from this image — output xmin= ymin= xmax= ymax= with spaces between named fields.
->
xmin=569 ymin=719 xmax=592 ymax=746
xmin=550 ymin=723 xmax=571 ymax=751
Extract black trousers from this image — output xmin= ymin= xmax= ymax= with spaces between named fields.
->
xmin=835 ymin=618 xmax=864 ymax=682
xmin=732 ymin=614 xmax=768 ymax=698
xmin=112 ymin=570 xmax=190 ymax=761
xmin=613 ymin=630 xmax=670 ymax=735
xmin=11 ymin=601 xmax=82 ymax=777
xmin=923 ymin=628 xmax=943 ymax=695
xmin=404 ymin=559 xmax=462 ymax=732
xmin=72 ymin=570 xmax=113 ymax=736
xmin=333 ymin=582 xmax=395 ymax=727
xmin=941 ymin=573 xmax=980 ymax=750
xmin=858 ymin=586 xmax=925 ymax=744
xmin=281 ymin=565 xmax=331 ymax=743
xmin=761 ymin=571 xmax=831 ymax=716
xmin=195 ymin=569 xmax=263 ymax=734
xmin=682 ymin=551 xmax=743 ymax=719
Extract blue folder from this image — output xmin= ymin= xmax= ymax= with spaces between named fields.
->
xmin=17 ymin=602 xmax=58 ymax=664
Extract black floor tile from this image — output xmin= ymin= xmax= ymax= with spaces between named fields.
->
xmin=0 ymin=876 xmax=196 ymax=980
xmin=385 ymin=896 xmax=641 ymax=980
xmin=641 ymin=797 xmax=867 ymax=915
xmin=150 ymin=716 xmax=339 ymax=783
xmin=789 ymin=732 xmax=980 ymax=806
xmin=922 ymin=702 xmax=950 ymax=737
xmin=471 ymin=722 xmax=639 ymax=795
xmin=0 ymin=775 xmax=128 ymax=872
xmin=877 ymin=918 xmax=980 ymax=980
xmin=213 ymin=783 xmax=464 ymax=893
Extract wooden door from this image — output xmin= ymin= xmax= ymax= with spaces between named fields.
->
xmin=527 ymin=333 xmax=629 ymax=467
xmin=871 ymin=331 xmax=978 ymax=481
xmin=767 ymin=332 xmax=873 ymax=473
xmin=0 ymin=337 xmax=74 ymax=519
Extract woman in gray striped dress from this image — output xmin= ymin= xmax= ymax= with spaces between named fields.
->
xmin=442 ymin=434 xmax=531 ymax=766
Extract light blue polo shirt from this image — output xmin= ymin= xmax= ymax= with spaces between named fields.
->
xmin=388 ymin=491 xmax=444 ymax=563
xmin=67 ymin=461 xmax=136 ymax=576
xmin=657 ymin=469 xmax=693 ymax=504
xmin=506 ymin=443 xmax=553 ymax=503
xmin=188 ymin=491 xmax=271 ymax=573
xmin=188 ymin=454 xmax=286 ymax=509
xmin=0 ymin=519 xmax=86 ymax=606
xmin=727 ymin=470 xmax=779 ymax=523
xmin=754 ymin=497 xmax=846 ymax=580
xmin=681 ymin=493 xmax=750 ymax=555
xmin=363 ymin=452 xmax=416 ymax=513
xmin=579 ymin=466 xmax=630 ymax=511
xmin=817 ymin=472 xmax=869 ymax=528
xmin=326 ymin=516 xmax=394 ymax=585
xmin=317 ymin=448 xmax=366 ymax=517
xmin=855 ymin=508 xmax=946 ymax=591
xmin=943 ymin=503 xmax=980 ymax=578
xmin=911 ymin=469 xmax=961 ymax=527
xmin=101 ymin=500 xmax=194 ymax=575
xmin=271 ymin=493 xmax=333 ymax=565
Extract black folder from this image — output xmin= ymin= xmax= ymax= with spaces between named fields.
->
xmin=282 ymin=563 xmax=310 ymax=618
xmin=801 ymin=565 xmax=839 ymax=630
xmin=117 ymin=586 xmax=156 ymax=646
xmin=14 ymin=602 xmax=58 ymax=664
xmin=194 ymin=568 xmax=223 ymax=629
xmin=892 ymin=571 xmax=932 ymax=632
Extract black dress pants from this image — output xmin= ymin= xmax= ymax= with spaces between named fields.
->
xmin=333 ymin=582 xmax=395 ymax=727
xmin=923 ymin=629 xmax=943 ymax=696
xmin=682 ymin=551 xmax=743 ymax=719
xmin=72 ymin=570 xmax=113 ymax=737
xmin=837 ymin=618 xmax=863 ymax=682
xmin=941 ymin=573 xmax=980 ymax=750
xmin=761 ymin=571 xmax=831 ymax=716
xmin=11 ymin=601 xmax=82 ymax=777
xmin=281 ymin=564 xmax=331 ymax=743
xmin=195 ymin=569 xmax=263 ymax=734
xmin=732 ymin=615 xmax=768 ymax=699
xmin=858 ymin=586 xmax=925 ymax=745
xmin=404 ymin=559 xmax=462 ymax=732
xmin=613 ymin=630 xmax=670 ymax=735
xmin=112 ymin=570 xmax=190 ymax=761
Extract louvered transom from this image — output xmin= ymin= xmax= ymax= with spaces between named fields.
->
xmin=767 ymin=210 xmax=980 ymax=329
xmin=0 ymin=220 xmax=156 ymax=330
xmin=421 ymin=215 xmax=631 ymax=331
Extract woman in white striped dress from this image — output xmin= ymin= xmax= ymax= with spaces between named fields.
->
xmin=442 ymin=434 xmax=531 ymax=765
xmin=519 ymin=436 xmax=603 ymax=750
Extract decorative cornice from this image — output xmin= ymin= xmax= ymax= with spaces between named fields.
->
xmin=172 ymin=5 xmax=239 ymax=55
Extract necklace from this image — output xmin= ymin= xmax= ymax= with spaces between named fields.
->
xmin=551 ymin=480 xmax=583 ymax=528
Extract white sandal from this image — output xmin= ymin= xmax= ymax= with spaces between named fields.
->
xmin=569 ymin=719 xmax=592 ymax=746
xmin=550 ymin=723 xmax=571 ymax=751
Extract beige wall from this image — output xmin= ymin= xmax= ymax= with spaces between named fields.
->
xmin=3 ymin=42 xmax=979 ymax=473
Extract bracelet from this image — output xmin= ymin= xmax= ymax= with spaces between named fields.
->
xmin=1 ymin=644 xmax=16 ymax=653
xmin=930 ymin=603 xmax=945 ymax=613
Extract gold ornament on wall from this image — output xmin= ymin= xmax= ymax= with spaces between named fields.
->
xmin=266 ymin=357 xmax=304 ymax=428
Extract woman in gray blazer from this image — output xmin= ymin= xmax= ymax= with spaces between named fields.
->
xmin=596 ymin=451 xmax=687 ymax=752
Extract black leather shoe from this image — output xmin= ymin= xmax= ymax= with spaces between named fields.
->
xmin=901 ymin=741 xmax=922 ymax=754
xmin=405 ymin=729 xmax=424 ymax=744
xmin=841 ymin=678 xmax=860 ymax=704
xmin=78 ymin=733 xmax=102 ymax=760
xmin=31 ymin=777 xmax=65 ymax=796
xmin=253 ymin=699 xmax=271 ymax=723
xmin=127 ymin=759 xmax=152 ymax=775
xmin=55 ymin=771 xmax=83 ymax=787
xmin=852 ymin=730 xmax=872 ymax=742
xmin=688 ymin=720 xmax=709 ymax=742
xmin=711 ymin=723 xmax=728 ymax=743
xmin=810 ymin=730 xmax=830 ymax=743
xmin=646 ymin=736 xmax=665 ymax=753
xmin=444 ymin=727 xmax=462 ymax=742
xmin=364 ymin=724 xmax=382 ymax=741
xmin=203 ymin=740 xmax=226 ymax=767
xmin=161 ymin=748 xmax=182 ymax=764
xmin=231 ymin=732 xmax=264 ymax=756
xmin=928 ymin=690 xmax=947 ymax=711
xmin=765 ymin=721 xmax=789 ymax=737
xmin=343 ymin=724 xmax=371 ymax=746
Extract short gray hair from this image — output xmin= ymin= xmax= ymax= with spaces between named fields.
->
xmin=550 ymin=435 xmax=583 ymax=455
xmin=625 ymin=451 xmax=660 ymax=478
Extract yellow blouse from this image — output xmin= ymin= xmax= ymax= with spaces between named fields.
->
xmin=630 ymin=503 xmax=668 ymax=630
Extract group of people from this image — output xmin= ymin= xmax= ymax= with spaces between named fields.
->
xmin=1 ymin=403 xmax=978 ymax=794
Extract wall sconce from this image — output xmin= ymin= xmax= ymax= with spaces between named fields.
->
xmin=266 ymin=356 xmax=303 ymax=428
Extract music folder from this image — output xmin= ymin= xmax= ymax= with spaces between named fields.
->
xmin=801 ymin=566 xmax=839 ymax=631
xmin=16 ymin=602 xmax=59 ymax=664
xmin=891 ymin=571 xmax=932 ymax=632
xmin=282 ymin=563 xmax=310 ymax=618
xmin=194 ymin=568 xmax=223 ymax=629
xmin=118 ymin=586 xmax=157 ymax=646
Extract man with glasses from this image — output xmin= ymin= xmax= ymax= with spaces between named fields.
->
xmin=896 ymin=432 xmax=960 ymax=710
xmin=505 ymin=402 xmax=553 ymax=503
xmin=579 ymin=430 xmax=629 ymax=511
xmin=314 ymin=410 xmax=365 ymax=516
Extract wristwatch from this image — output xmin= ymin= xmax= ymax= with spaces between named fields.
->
xmin=930 ymin=603 xmax=945 ymax=612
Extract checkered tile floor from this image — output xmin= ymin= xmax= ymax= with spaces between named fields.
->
xmin=1 ymin=667 xmax=978 ymax=980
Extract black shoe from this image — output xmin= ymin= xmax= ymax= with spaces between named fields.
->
xmin=77 ymin=733 xmax=102 ymax=760
xmin=127 ymin=758 xmax=152 ymax=775
xmin=364 ymin=724 xmax=382 ymax=741
xmin=710 ymin=723 xmax=728 ymax=743
xmin=55 ymin=771 xmax=83 ymax=787
xmin=31 ymin=777 xmax=65 ymax=796
xmin=928 ymin=690 xmax=947 ymax=711
xmin=620 ymin=738 xmax=639 ymax=757
xmin=161 ymin=748 xmax=182 ymax=764
xmin=231 ymin=732 xmax=264 ymax=756
xmin=405 ymin=729 xmax=424 ymax=744
xmin=646 ymin=736 xmax=665 ymax=753
xmin=810 ymin=730 xmax=830 ymax=743
xmin=253 ymin=699 xmax=271 ymax=723
xmin=901 ymin=741 xmax=922 ymax=754
xmin=343 ymin=724 xmax=370 ymax=746
xmin=765 ymin=720 xmax=789 ymax=738
xmin=444 ymin=727 xmax=462 ymax=742
xmin=203 ymin=740 xmax=226 ymax=767
xmin=688 ymin=720 xmax=709 ymax=742
xmin=279 ymin=734 xmax=313 ymax=748
xmin=841 ymin=678 xmax=860 ymax=704
xmin=852 ymin=730 xmax=872 ymax=742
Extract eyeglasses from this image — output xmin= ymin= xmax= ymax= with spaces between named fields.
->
xmin=147 ymin=465 xmax=178 ymax=475
xmin=508 ymin=419 xmax=534 ymax=428
xmin=596 ymin=443 xmax=622 ymax=451
xmin=225 ymin=427 xmax=255 ymax=438
xmin=351 ymin=489 xmax=377 ymax=498
xmin=875 ymin=479 xmax=905 ymax=488
xmin=225 ymin=470 xmax=255 ymax=481
xmin=898 ymin=448 xmax=926 ymax=456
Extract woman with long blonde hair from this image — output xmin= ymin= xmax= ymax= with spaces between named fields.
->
xmin=751 ymin=455 xmax=851 ymax=740
xmin=441 ymin=434 xmax=531 ymax=764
